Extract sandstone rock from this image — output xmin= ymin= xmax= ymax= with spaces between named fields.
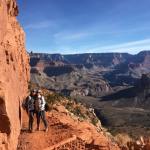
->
xmin=139 ymin=73 xmax=150 ymax=89
xmin=0 ymin=0 xmax=30 ymax=149
xmin=48 ymin=109 xmax=120 ymax=150
xmin=54 ymin=105 xmax=68 ymax=114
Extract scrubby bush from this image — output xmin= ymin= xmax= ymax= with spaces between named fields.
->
xmin=91 ymin=117 xmax=99 ymax=126
xmin=45 ymin=93 xmax=62 ymax=105
xmin=29 ymin=83 xmax=101 ymax=127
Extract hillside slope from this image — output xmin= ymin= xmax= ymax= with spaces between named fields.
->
xmin=18 ymin=105 xmax=120 ymax=150
xmin=76 ymin=73 xmax=150 ymax=139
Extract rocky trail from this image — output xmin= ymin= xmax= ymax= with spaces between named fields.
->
xmin=17 ymin=107 xmax=120 ymax=150
xmin=17 ymin=111 xmax=73 ymax=150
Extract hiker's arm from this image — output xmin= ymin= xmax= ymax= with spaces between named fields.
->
xmin=22 ymin=96 xmax=28 ymax=109
xmin=22 ymin=96 xmax=30 ymax=114
xmin=41 ymin=96 xmax=46 ymax=107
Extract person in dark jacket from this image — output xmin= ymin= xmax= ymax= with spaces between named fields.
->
xmin=26 ymin=89 xmax=36 ymax=132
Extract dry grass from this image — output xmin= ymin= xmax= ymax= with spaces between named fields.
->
xmin=114 ymin=133 xmax=132 ymax=147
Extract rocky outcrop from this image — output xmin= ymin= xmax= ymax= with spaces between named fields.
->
xmin=30 ymin=51 xmax=150 ymax=87
xmin=30 ymin=53 xmax=113 ymax=97
xmin=138 ymin=73 xmax=150 ymax=89
xmin=0 ymin=0 xmax=30 ymax=149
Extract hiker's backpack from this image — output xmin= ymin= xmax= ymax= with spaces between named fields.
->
xmin=45 ymin=103 xmax=50 ymax=112
xmin=22 ymin=96 xmax=34 ymax=113
xmin=22 ymin=97 xmax=28 ymax=111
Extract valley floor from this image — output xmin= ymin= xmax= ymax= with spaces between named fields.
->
xmin=75 ymin=95 xmax=150 ymax=139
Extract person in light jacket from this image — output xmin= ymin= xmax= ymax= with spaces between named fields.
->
xmin=35 ymin=89 xmax=48 ymax=132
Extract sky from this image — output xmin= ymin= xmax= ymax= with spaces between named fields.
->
xmin=17 ymin=0 xmax=150 ymax=54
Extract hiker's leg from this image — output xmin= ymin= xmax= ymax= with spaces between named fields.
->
xmin=31 ymin=111 xmax=35 ymax=130
xmin=29 ymin=111 xmax=34 ymax=131
xmin=36 ymin=111 xmax=41 ymax=130
xmin=28 ymin=113 xmax=31 ymax=130
xmin=41 ymin=111 xmax=48 ymax=128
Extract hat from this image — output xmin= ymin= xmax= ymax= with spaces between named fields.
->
xmin=37 ymin=89 xmax=42 ymax=93
xmin=32 ymin=89 xmax=37 ymax=93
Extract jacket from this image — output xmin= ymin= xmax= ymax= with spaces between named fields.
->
xmin=27 ymin=95 xmax=35 ymax=111
xmin=35 ymin=95 xmax=46 ymax=111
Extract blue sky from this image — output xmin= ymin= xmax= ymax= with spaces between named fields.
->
xmin=17 ymin=0 xmax=150 ymax=54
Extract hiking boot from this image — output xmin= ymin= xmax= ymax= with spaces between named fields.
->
xmin=36 ymin=127 xmax=40 ymax=131
xmin=45 ymin=127 xmax=48 ymax=132
xmin=29 ymin=129 xmax=33 ymax=133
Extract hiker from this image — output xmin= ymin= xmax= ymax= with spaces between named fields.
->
xmin=26 ymin=89 xmax=37 ymax=132
xmin=35 ymin=89 xmax=48 ymax=132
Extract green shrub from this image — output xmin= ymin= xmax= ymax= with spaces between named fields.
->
xmin=91 ymin=117 xmax=99 ymax=126
xmin=46 ymin=93 xmax=62 ymax=105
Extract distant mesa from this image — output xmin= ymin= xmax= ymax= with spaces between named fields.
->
xmin=30 ymin=51 xmax=150 ymax=97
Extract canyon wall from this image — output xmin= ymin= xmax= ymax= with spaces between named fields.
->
xmin=0 ymin=0 xmax=30 ymax=149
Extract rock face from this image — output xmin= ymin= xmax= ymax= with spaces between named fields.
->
xmin=30 ymin=53 xmax=113 ymax=97
xmin=0 ymin=0 xmax=30 ymax=149
xmin=30 ymin=51 xmax=150 ymax=87
xmin=30 ymin=51 xmax=150 ymax=97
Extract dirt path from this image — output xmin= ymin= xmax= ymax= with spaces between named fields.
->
xmin=17 ymin=111 xmax=73 ymax=150
xmin=17 ymin=107 xmax=120 ymax=150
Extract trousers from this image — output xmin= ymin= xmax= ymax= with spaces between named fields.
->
xmin=28 ymin=110 xmax=34 ymax=130
xmin=36 ymin=111 xmax=48 ymax=128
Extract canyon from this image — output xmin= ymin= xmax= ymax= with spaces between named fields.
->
xmin=1 ymin=0 xmax=150 ymax=149
xmin=30 ymin=51 xmax=150 ymax=96
xmin=0 ymin=0 xmax=126 ymax=150
xmin=30 ymin=52 xmax=150 ymax=139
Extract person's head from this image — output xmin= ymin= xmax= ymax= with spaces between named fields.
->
xmin=37 ymin=89 xmax=42 ymax=96
xmin=31 ymin=89 xmax=36 ymax=96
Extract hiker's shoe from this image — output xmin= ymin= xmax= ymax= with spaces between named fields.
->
xmin=29 ymin=129 xmax=33 ymax=133
xmin=36 ymin=127 xmax=40 ymax=131
xmin=45 ymin=127 xmax=48 ymax=132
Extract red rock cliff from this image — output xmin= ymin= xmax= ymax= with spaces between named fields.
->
xmin=0 ymin=0 xmax=30 ymax=149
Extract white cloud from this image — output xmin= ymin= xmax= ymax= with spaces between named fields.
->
xmin=25 ymin=21 xmax=55 ymax=29
xmin=54 ymin=31 xmax=92 ymax=41
xmin=53 ymin=23 xmax=150 ymax=44
xmin=85 ymin=38 xmax=150 ymax=54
